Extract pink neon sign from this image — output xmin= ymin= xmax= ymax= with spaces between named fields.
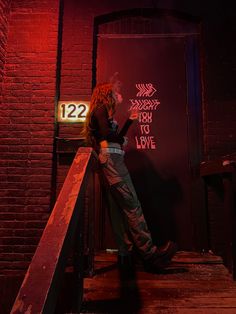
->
xmin=128 ymin=83 xmax=160 ymax=150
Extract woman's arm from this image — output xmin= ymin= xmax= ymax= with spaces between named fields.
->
xmin=94 ymin=105 xmax=124 ymax=144
xmin=118 ymin=119 xmax=133 ymax=137
xmin=118 ymin=109 xmax=138 ymax=137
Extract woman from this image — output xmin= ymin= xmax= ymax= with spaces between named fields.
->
xmin=83 ymin=82 xmax=177 ymax=272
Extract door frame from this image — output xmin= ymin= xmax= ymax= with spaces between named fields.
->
xmin=92 ymin=8 xmax=208 ymax=251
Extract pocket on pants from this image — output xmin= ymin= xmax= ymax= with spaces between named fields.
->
xmin=112 ymin=181 xmax=140 ymax=209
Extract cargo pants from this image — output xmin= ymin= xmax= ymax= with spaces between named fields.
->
xmin=98 ymin=150 xmax=157 ymax=260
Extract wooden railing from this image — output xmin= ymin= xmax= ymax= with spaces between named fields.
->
xmin=200 ymin=157 xmax=236 ymax=280
xmin=11 ymin=147 xmax=97 ymax=314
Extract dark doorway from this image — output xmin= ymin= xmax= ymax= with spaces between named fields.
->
xmin=94 ymin=11 xmax=204 ymax=250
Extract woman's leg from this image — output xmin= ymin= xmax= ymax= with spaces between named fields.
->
xmin=106 ymin=191 xmax=133 ymax=256
xmin=98 ymin=151 xmax=156 ymax=259
xmin=99 ymin=151 xmax=177 ymax=266
xmin=109 ymin=173 xmax=157 ymax=260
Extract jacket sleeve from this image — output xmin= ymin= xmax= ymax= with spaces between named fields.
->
xmin=119 ymin=118 xmax=133 ymax=137
xmin=94 ymin=106 xmax=124 ymax=144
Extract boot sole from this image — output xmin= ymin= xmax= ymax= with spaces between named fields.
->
xmin=144 ymin=242 xmax=178 ymax=272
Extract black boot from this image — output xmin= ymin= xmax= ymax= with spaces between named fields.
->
xmin=143 ymin=241 xmax=178 ymax=273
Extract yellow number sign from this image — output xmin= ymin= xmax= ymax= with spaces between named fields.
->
xmin=58 ymin=101 xmax=90 ymax=123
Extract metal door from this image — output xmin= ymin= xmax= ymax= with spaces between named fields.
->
xmin=96 ymin=36 xmax=193 ymax=249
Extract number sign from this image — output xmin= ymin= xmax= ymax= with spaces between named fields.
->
xmin=58 ymin=101 xmax=89 ymax=123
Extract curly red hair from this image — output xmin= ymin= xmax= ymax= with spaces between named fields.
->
xmin=83 ymin=83 xmax=116 ymax=146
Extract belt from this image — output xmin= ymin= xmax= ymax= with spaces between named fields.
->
xmin=100 ymin=147 xmax=125 ymax=155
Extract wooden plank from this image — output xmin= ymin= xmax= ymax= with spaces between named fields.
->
xmin=81 ymin=251 xmax=236 ymax=314
xmin=172 ymin=251 xmax=223 ymax=263
xmin=80 ymin=311 xmax=236 ymax=314
xmin=200 ymin=160 xmax=236 ymax=176
xmin=138 ymin=310 xmax=236 ymax=314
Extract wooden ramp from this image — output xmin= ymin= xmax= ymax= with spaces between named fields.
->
xmin=80 ymin=251 xmax=236 ymax=314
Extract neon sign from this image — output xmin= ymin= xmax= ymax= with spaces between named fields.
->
xmin=129 ymin=82 xmax=160 ymax=150
xmin=58 ymin=101 xmax=89 ymax=123
xmin=136 ymin=83 xmax=157 ymax=97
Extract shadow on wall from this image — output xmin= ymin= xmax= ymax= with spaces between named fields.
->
xmin=125 ymin=149 xmax=183 ymax=246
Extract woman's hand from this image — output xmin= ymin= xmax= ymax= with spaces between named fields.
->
xmin=123 ymin=136 xmax=128 ymax=146
xmin=129 ymin=109 xmax=139 ymax=120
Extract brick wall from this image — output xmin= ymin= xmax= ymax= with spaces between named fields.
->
xmin=201 ymin=4 xmax=236 ymax=159
xmin=55 ymin=1 xmax=94 ymax=194
xmin=0 ymin=0 xmax=59 ymax=275
xmin=0 ymin=0 xmax=11 ymax=102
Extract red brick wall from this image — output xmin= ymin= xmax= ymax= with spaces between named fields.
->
xmin=0 ymin=0 xmax=59 ymax=275
xmin=0 ymin=0 xmax=11 ymax=102
xmin=206 ymin=102 xmax=236 ymax=158
xmin=201 ymin=7 xmax=236 ymax=159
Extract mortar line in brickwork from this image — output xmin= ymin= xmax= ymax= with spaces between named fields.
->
xmin=50 ymin=0 xmax=64 ymax=210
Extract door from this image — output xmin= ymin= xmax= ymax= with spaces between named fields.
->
xmin=96 ymin=35 xmax=192 ymax=249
